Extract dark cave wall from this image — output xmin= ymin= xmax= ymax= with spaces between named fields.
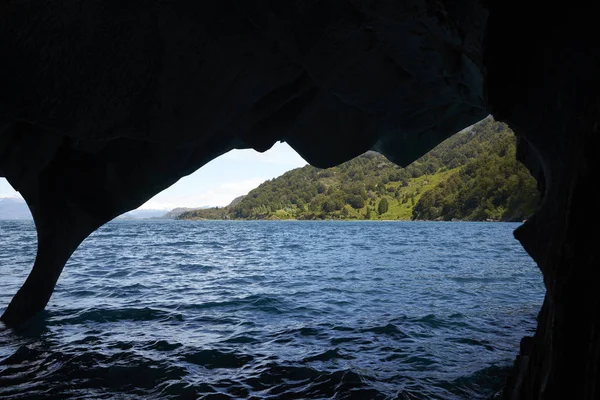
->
xmin=485 ymin=5 xmax=600 ymax=399
xmin=0 ymin=1 xmax=599 ymax=399
xmin=0 ymin=0 xmax=488 ymax=326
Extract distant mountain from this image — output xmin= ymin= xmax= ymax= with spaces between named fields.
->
xmin=178 ymin=118 xmax=539 ymax=222
xmin=117 ymin=209 xmax=169 ymax=219
xmin=117 ymin=206 xmax=211 ymax=220
xmin=163 ymin=207 xmax=201 ymax=219
xmin=0 ymin=197 xmax=32 ymax=220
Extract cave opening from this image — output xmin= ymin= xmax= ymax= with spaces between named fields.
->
xmin=0 ymin=123 xmax=545 ymax=399
xmin=1 ymin=1 xmax=599 ymax=398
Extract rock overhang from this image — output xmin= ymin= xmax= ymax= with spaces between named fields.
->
xmin=4 ymin=2 xmax=599 ymax=398
xmin=0 ymin=0 xmax=487 ymax=327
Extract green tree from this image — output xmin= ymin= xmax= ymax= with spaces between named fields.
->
xmin=179 ymin=117 xmax=538 ymax=222
xmin=346 ymin=194 xmax=365 ymax=209
xmin=316 ymin=182 xmax=327 ymax=194
xmin=378 ymin=198 xmax=389 ymax=214
xmin=322 ymin=199 xmax=343 ymax=213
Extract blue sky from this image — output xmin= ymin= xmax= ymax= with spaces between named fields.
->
xmin=0 ymin=142 xmax=308 ymax=210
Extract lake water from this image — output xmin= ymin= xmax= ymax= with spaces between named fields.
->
xmin=0 ymin=220 xmax=544 ymax=399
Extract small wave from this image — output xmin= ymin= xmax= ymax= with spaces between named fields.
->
xmin=69 ymin=289 xmax=97 ymax=298
xmin=361 ymin=323 xmax=409 ymax=338
xmin=142 ymin=340 xmax=183 ymax=352
xmin=183 ymin=349 xmax=253 ymax=369
xmin=54 ymin=307 xmax=183 ymax=325
xmin=405 ymin=355 xmax=437 ymax=368
xmin=0 ymin=220 xmax=542 ymax=400
xmin=297 ymin=327 xmax=320 ymax=337
xmin=176 ymin=263 xmax=217 ymax=273
xmin=451 ymin=276 xmax=512 ymax=283
xmin=321 ymin=286 xmax=345 ymax=294
xmin=301 ymin=348 xmax=353 ymax=363
xmin=165 ymin=241 xmax=198 ymax=247
xmin=222 ymin=335 xmax=260 ymax=344
xmin=241 ymin=364 xmax=384 ymax=399
xmin=412 ymin=314 xmax=470 ymax=330
xmin=446 ymin=337 xmax=496 ymax=351
xmin=332 ymin=325 xmax=356 ymax=332
xmin=0 ymin=346 xmax=43 ymax=365
xmin=442 ymin=364 xmax=513 ymax=399
xmin=198 ymin=240 xmax=224 ymax=248
xmin=106 ymin=270 xmax=131 ymax=279
xmin=330 ymin=336 xmax=361 ymax=345
xmin=178 ymin=294 xmax=286 ymax=314
xmin=268 ymin=326 xmax=327 ymax=340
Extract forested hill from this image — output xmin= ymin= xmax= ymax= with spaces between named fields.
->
xmin=178 ymin=118 xmax=539 ymax=222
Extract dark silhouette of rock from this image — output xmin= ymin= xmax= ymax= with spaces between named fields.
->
xmin=0 ymin=1 xmax=598 ymax=398
xmin=0 ymin=0 xmax=487 ymax=325
xmin=485 ymin=5 xmax=600 ymax=399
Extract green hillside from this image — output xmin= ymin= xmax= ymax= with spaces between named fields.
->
xmin=178 ymin=118 xmax=539 ymax=222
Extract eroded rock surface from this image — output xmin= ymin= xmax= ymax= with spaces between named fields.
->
xmin=485 ymin=5 xmax=600 ymax=399
xmin=0 ymin=0 xmax=487 ymax=325
xmin=1 ymin=1 xmax=599 ymax=399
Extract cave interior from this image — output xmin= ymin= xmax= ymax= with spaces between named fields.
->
xmin=0 ymin=2 xmax=598 ymax=398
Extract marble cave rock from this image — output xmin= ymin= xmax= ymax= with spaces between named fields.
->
xmin=0 ymin=2 xmax=598 ymax=398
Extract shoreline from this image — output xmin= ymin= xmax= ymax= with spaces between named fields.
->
xmin=174 ymin=218 xmax=522 ymax=223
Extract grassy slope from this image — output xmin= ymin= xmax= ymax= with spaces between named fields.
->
xmin=179 ymin=118 xmax=539 ymax=221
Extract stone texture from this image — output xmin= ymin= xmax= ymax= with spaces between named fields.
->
xmin=0 ymin=0 xmax=487 ymax=326
xmin=1 ymin=1 xmax=599 ymax=398
xmin=485 ymin=4 xmax=600 ymax=399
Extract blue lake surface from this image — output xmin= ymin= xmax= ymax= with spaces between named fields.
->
xmin=0 ymin=220 xmax=544 ymax=399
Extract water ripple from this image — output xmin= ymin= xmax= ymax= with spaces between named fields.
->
xmin=0 ymin=220 xmax=543 ymax=399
